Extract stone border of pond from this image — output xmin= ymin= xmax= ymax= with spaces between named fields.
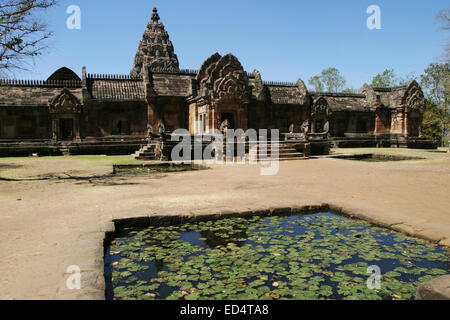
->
xmin=104 ymin=204 xmax=448 ymax=250
xmin=315 ymin=154 xmax=425 ymax=162
xmin=112 ymin=163 xmax=208 ymax=174
xmin=103 ymin=203 xmax=450 ymax=301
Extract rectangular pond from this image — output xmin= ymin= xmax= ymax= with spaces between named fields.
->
xmin=332 ymin=154 xmax=424 ymax=162
xmin=104 ymin=212 xmax=449 ymax=300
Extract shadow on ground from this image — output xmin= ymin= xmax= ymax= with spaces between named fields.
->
xmin=0 ymin=172 xmax=172 ymax=186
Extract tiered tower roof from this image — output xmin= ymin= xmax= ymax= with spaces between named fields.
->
xmin=130 ymin=7 xmax=179 ymax=77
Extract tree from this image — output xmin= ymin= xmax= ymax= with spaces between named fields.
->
xmin=321 ymin=67 xmax=346 ymax=92
xmin=397 ymin=72 xmax=418 ymax=86
xmin=0 ymin=0 xmax=56 ymax=76
xmin=423 ymin=99 xmax=449 ymax=145
xmin=420 ymin=63 xmax=449 ymax=104
xmin=342 ymin=88 xmax=356 ymax=94
xmin=436 ymin=8 xmax=449 ymax=61
xmin=308 ymin=67 xmax=346 ymax=92
xmin=420 ymin=63 xmax=450 ymax=146
xmin=308 ymin=75 xmax=324 ymax=92
xmin=370 ymin=69 xmax=397 ymax=87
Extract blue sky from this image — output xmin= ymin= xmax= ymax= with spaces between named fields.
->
xmin=11 ymin=0 xmax=449 ymax=90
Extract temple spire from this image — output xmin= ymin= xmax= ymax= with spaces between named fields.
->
xmin=151 ymin=7 xmax=160 ymax=23
xmin=131 ymin=7 xmax=179 ymax=77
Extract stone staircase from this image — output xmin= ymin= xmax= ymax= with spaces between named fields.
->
xmin=132 ymin=144 xmax=157 ymax=160
xmin=247 ymin=141 xmax=308 ymax=162
xmin=132 ymin=140 xmax=309 ymax=162
xmin=58 ymin=142 xmax=71 ymax=156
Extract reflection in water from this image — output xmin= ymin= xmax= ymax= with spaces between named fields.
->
xmin=199 ymin=229 xmax=249 ymax=249
xmin=155 ymin=259 xmax=164 ymax=273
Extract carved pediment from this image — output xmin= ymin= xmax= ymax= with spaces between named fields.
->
xmin=403 ymin=81 xmax=425 ymax=113
xmin=312 ymin=96 xmax=329 ymax=116
xmin=252 ymin=69 xmax=266 ymax=101
xmin=359 ymin=83 xmax=377 ymax=108
xmin=49 ymin=88 xmax=82 ymax=114
xmin=296 ymin=78 xmax=308 ymax=96
xmin=196 ymin=53 xmax=250 ymax=104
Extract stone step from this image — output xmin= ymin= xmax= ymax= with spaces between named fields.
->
xmin=133 ymin=144 xmax=157 ymax=160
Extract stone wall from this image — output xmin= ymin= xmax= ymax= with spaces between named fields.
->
xmin=81 ymin=100 xmax=148 ymax=138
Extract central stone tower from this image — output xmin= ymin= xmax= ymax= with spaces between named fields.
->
xmin=130 ymin=7 xmax=179 ymax=77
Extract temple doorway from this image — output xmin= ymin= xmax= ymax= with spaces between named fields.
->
xmin=60 ymin=119 xmax=74 ymax=141
xmin=221 ymin=113 xmax=235 ymax=129
xmin=408 ymin=116 xmax=421 ymax=137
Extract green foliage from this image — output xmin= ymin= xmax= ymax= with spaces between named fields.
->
xmin=308 ymin=75 xmax=324 ymax=92
xmin=371 ymin=69 xmax=397 ymax=87
xmin=420 ymin=63 xmax=449 ymax=105
xmin=308 ymin=68 xmax=346 ymax=93
xmin=321 ymin=67 xmax=347 ymax=92
xmin=423 ymin=99 xmax=446 ymax=143
xmin=420 ymin=63 xmax=450 ymax=144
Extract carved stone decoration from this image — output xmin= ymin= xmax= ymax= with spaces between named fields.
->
xmin=300 ymin=120 xmax=310 ymax=135
xmin=131 ymin=7 xmax=179 ymax=77
xmin=158 ymin=120 xmax=166 ymax=135
xmin=219 ymin=119 xmax=229 ymax=134
xmin=404 ymin=81 xmax=425 ymax=113
xmin=49 ymin=88 xmax=82 ymax=114
xmin=253 ymin=69 xmax=266 ymax=101
xmin=296 ymin=78 xmax=308 ymax=97
xmin=289 ymin=124 xmax=295 ymax=134
xmin=196 ymin=52 xmax=221 ymax=85
xmin=311 ymin=96 xmax=329 ymax=116
xmin=147 ymin=123 xmax=153 ymax=137
xmin=359 ymin=83 xmax=376 ymax=108
xmin=323 ymin=121 xmax=330 ymax=134
xmin=196 ymin=53 xmax=250 ymax=104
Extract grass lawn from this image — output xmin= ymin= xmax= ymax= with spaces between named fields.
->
xmin=0 ymin=155 xmax=150 ymax=180
xmin=0 ymin=148 xmax=448 ymax=180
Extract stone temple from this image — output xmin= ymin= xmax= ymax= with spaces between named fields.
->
xmin=0 ymin=8 xmax=436 ymax=158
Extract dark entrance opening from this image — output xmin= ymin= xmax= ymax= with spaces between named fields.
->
xmin=221 ymin=113 xmax=235 ymax=129
xmin=315 ymin=120 xmax=323 ymax=133
xmin=60 ymin=119 xmax=74 ymax=141
xmin=336 ymin=119 xmax=347 ymax=137
xmin=408 ymin=117 xmax=420 ymax=137
xmin=357 ymin=120 xmax=368 ymax=133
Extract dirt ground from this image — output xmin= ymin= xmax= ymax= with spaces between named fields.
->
xmin=0 ymin=148 xmax=449 ymax=300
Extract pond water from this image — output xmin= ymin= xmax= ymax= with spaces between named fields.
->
xmin=104 ymin=213 xmax=449 ymax=300
xmin=335 ymin=154 xmax=424 ymax=162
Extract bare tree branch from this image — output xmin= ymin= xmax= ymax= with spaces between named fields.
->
xmin=0 ymin=0 xmax=56 ymax=77
xmin=436 ymin=8 xmax=450 ymax=61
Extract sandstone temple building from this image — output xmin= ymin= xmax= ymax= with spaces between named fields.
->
xmin=0 ymin=8 xmax=436 ymax=157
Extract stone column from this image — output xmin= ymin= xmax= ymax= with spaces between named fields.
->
xmin=209 ymin=107 xmax=215 ymax=134
xmin=74 ymin=117 xmax=81 ymax=141
xmin=403 ymin=110 xmax=408 ymax=136
xmin=419 ymin=114 xmax=423 ymax=138
xmin=52 ymin=118 xmax=59 ymax=141
xmin=147 ymin=102 xmax=159 ymax=135
xmin=374 ymin=110 xmax=382 ymax=135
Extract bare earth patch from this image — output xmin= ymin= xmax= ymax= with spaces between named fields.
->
xmin=0 ymin=149 xmax=449 ymax=300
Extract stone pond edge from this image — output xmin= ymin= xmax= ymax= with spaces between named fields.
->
xmin=72 ymin=202 xmax=449 ymax=300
